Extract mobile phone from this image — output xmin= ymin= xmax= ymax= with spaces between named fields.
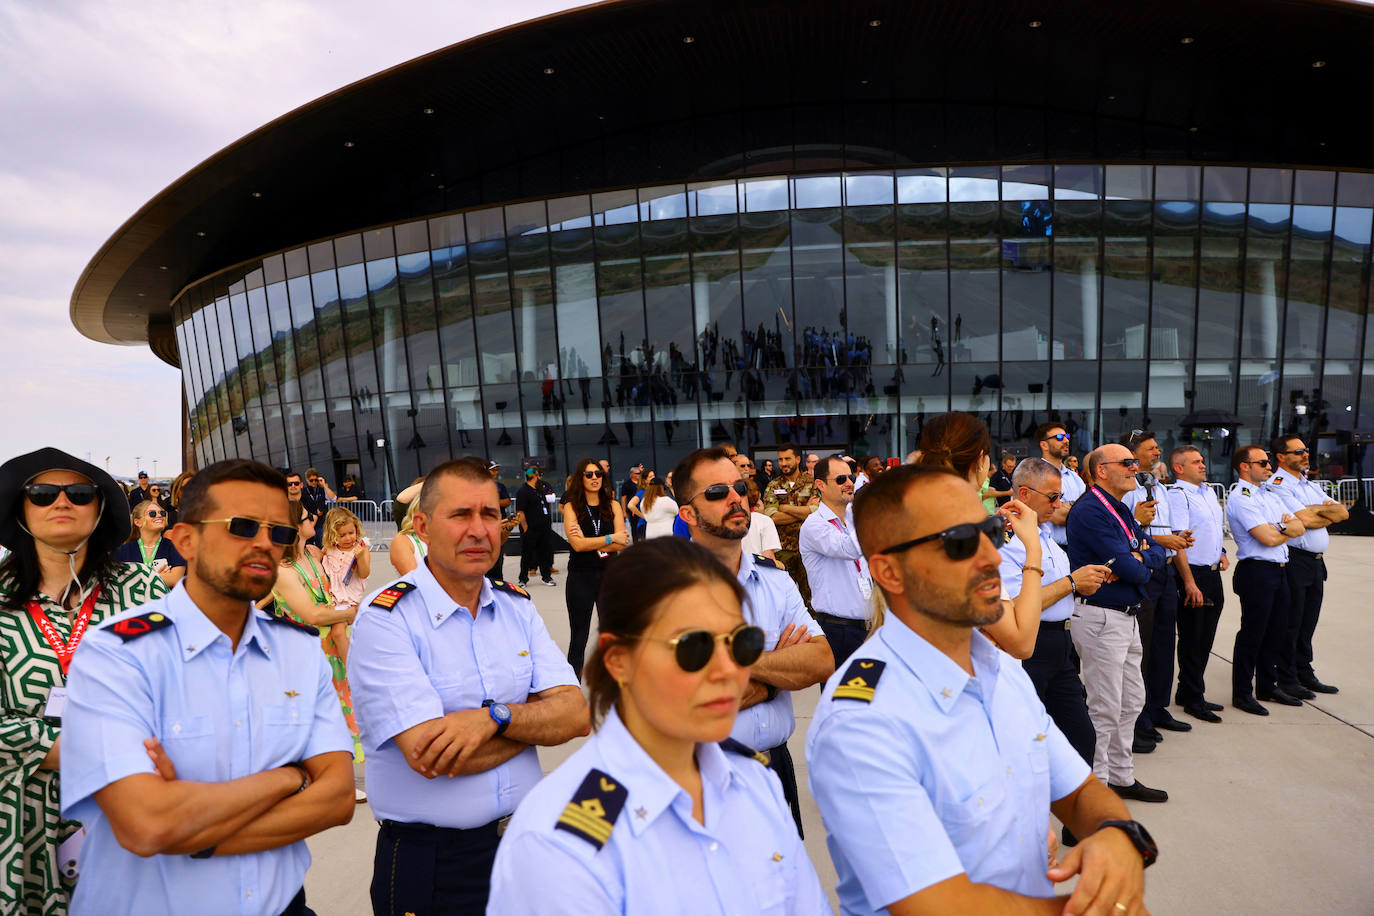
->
xmin=1104 ymin=557 xmax=1117 ymax=568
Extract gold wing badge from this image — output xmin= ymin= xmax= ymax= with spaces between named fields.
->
xmin=832 ymin=658 xmax=887 ymax=704
xmin=555 ymin=769 xmax=628 ymax=851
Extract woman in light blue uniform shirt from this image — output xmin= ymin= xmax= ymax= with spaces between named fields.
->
xmin=488 ymin=537 xmax=829 ymax=915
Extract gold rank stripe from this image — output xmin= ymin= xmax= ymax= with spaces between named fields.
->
xmin=833 ymin=683 xmax=875 ymax=701
xmin=557 ymin=805 xmax=614 ymax=842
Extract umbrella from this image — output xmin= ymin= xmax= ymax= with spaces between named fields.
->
xmin=1179 ymin=409 xmax=1244 ymax=428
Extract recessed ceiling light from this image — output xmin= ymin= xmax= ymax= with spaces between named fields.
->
xmin=343 ymin=140 xmax=355 ymax=148
xmin=159 ymin=265 xmax=168 ymax=270
xmin=868 ymin=19 xmax=881 ymax=27
xmin=428 ymin=172 xmax=436 ymax=177
xmin=1107 ymin=94 xmax=1117 ymax=100
xmin=250 ymin=191 xmax=262 ymax=198
xmin=1180 ymin=36 xmax=1194 ymax=44
xmin=1189 ymin=126 xmax=1199 ymax=132
xmin=195 ymin=230 xmax=207 ymax=237
xmin=437 ymin=184 xmax=445 ymax=189
xmin=543 ymin=67 xmax=555 ymax=75
xmin=1028 ymin=20 xmax=1042 ymax=28
xmin=137 ymin=292 xmax=145 ymax=297
xmin=682 ymin=36 xmax=694 ymax=44
xmin=422 ymin=107 xmax=435 ymax=114
xmin=860 ymin=78 xmax=869 ymax=85
xmin=1312 ymin=60 xmax=1326 ymax=68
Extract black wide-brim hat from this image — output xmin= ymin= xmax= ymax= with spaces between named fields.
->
xmin=0 ymin=447 xmax=132 ymax=551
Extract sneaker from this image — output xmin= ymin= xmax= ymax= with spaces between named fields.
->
xmin=517 ymin=579 xmax=529 ymax=587
xmin=542 ymin=577 xmax=557 ymax=587
xmin=354 ymin=787 xmax=368 ymax=804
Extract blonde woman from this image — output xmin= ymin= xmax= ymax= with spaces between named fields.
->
xmin=112 ymin=500 xmax=185 ymax=588
xmin=388 ymin=500 xmax=427 ymax=576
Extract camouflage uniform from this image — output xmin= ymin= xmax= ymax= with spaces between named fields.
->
xmin=762 ymin=472 xmax=817 ymax=609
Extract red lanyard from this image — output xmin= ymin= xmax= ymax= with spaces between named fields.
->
xmin=826 ymin=517 xmax=862 ymax=572
xmin=1090 ymin=487 xmax=1139 ymax=548
xmin=26 ymin=588 xmax=99 ymax=676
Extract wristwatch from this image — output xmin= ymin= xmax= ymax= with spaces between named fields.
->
xmin=1096 ymin=819 xmax=1158 ymax=868
xmin=482 ymin=699 xmax=512 ymax=737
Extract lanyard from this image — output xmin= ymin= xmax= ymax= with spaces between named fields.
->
xmin=826 ymin=517 xmax=862 ymax=573
xmin=138 ymin=537 xmax=162 ymax=566
xmin=293 ymin=554 xmax=330 ymax=606
xmin=26 ymin=588 xmax=99 ymax=676
xmin=1090 ymin=487 xmax=1139 ymax=550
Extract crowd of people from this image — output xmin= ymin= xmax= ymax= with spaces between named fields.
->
xmin=0 ymin=410 xmax=1349 ymax=914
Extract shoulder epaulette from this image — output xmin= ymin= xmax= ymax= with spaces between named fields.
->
xmin=833 ymin=657 xmax=886 ymax=703
xmin=1270 ymin=475 xmax=1285 ymax=486
xmin=753 ymin=554 xmax=786 ymax=571
xmin=262 ymin=612 xmax=318 ymax=637
xmin=369 ymin=580 xmax=416 ymax=611
xmin=107 ymin=610 xmax=174 ymax=642
xmin=719 ymin=737 xmax=771 ymax=766
xmin=555 ymin=768 xmax=627 ymax=851
xmin=1240 ymin=487 xmax=1251 ymax=497
xmin=492 ymin=580 xmax=532 ymax=600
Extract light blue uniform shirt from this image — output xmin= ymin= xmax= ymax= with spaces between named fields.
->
xmin=733 ymin=550 xmax=823 ymax=750
xmin=806 ymin=616 xmax=1091 ymax=914
xmin=61 ymin=582 xmax=352 ymax=916
xmin=798 ymin=501 xmax=870 ymax=620
xmin=349 ymin=561 xmax=577 ymax=828
xmin=1225 ymin=481 xmax=1289 ymax=563
xmin=1265 ymin=472 xmax=1330 ymax=554
xmin=1164 ymin=482 xmax=1225 ymax=566
xmin=1048 ymin=464 xmax=1086 ymax=546
xmin=488 ymin=708 xmax=829 ymax=915
xmin=1001 ymin=528 xmax=1074 ymax=623
xmin=1122 ymin=477 xmax=1175 ymax=557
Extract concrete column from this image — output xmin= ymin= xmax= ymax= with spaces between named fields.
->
xmin=1081 ymin=258 xmax=1099 ymax=360
xmin=694 ymin=276 xmax=711 ymax=447
xmin=885 ymin=264 xmax=898 ymax=364
xmin=1258 ymin=261 xmax=1278 ymax=358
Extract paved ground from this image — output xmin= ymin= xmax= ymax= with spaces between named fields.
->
xmin=305 ymin=536 xmax=1374 ymax=915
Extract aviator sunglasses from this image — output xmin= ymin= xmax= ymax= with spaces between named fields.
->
xmin=878 ymin=514 xmax=1005 ymax=562
xmin=631 ymin=623 xmax=765 ymax=672
xmin=688 ymin=481 xmax=749 ymax=502
xmin=23 ymin=483 xmax=100 ymax=507
xmin=194 ymin=517 xmax=298 ymax=546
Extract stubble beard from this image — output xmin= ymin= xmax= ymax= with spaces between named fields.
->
xmin=697 ymin=509 xmax=749 ymax=541
xmin=908 ymin=568 xmax=1004 ymax=628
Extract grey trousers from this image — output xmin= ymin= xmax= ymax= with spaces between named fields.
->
xmin=1070 ymin=600 xmax=1145 ymax=786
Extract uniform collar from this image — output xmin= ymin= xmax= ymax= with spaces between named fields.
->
xmin=412 ymin=558 xmax=495 ymax=628
xmin=165 ymin=580 xmax=272 ymax=660
xmin=596 ymin=707 xmax=738 ymax=836
xmin=736 ymin=548 xmax=759 ymax=584
xmin=878 ymin=613 xmax=1002 ymax=714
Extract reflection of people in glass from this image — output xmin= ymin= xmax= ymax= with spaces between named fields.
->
xmin=929 ymin=316 xmax=945 ymax=376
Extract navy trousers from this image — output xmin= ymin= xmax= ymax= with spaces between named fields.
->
xmin=1231 ymin=559 xmax=1290 ymax=699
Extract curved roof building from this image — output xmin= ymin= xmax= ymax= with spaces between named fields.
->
xmin=73 ymin=0 xmax=1374 ymax=493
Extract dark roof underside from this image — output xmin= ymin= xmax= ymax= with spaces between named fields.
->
xmin=72 ymin=0 xmax=1374 ymax=356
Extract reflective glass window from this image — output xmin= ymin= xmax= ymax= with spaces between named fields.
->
xmin=1284 ymin=205 xmax=1331 ymax=361
xmin=740 ymin=207 xmax=795 ymax=420
xmin=1105 ymin=166 xmax=1152 ymax=201
xmin=1054 ymin=165 xmax=1102 ymax=200
xmin=1155 ymin=166 xmax=1200 ymax=201
xmin=743 ymin=177 xmax=789 ymax=213
xmin=1151 ymin=202 xmax=1199 ymax=363
xmin=792 ymin=175 xmax=841 ymax=210
xmin=844 ymin=199 xmax=895 ymax=376
xmin=596 ymin=219 xmax=647 ymax=421
xmin=301 ymin=270 xmax=338 ymax=402
xmin=467 ymin=212 xmax=518 ymax=387
xmin=688 ymin=180 xmax=739 ymax=217
xmin=1197 ymin=202 xmax=1245 ymax=358
xmin=367 ymin=250 xmax=412 ymax=394
xmin=509 ymin=203 xmax=558 ymax=389
xmin=896 ymin=201 xmax=948 ymax=374
xmin=1053 ymin=200 xmax=1102 ymax=361
xmin=550 ymin=222 xmax=602 ymax=425
xmin=1328 ymin=207 xmax=1372 ymax=360
xmin=947 ymin=199 xmax=999 ymax=363
xmin=1337 ymin=172 xmax=1374 ymax=208
xmin=1294 ymin=171 xmax=1335 ymax=206
xmin=896 ymin=168 xmax=947 ymax=204
xmin=640 ymin=214 xmax=695 ymax=370
xmin=337 ymin=261 xmax=380 ymax=395
xmin=639 ymin=186 xmax=687 ymax=222
xmin=948 ymin=166 xmax=999 ymax=202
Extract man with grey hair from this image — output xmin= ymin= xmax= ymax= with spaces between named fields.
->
xmin=1000 ymin=457 xmax=1112 ymax=777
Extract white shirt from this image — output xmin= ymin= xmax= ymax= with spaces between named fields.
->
xmin=642 ymin=495 xmax=680 ymax=539
xmin=1225 ymin=481 xmax=1289 ymax=563
xmin=1048 ymin=464 xmax=1086 ymax=546
xmin=742 ymin=511 xmax=782 ymax=557
xmin=1265 ymin=471 xmax=1330 ymax=554
xmin=1164 ymin=481 xmax=1224 ymax=566
xmin=798 ymin=502 xmax=871 ymax=620
xmin=1121 ymin=476 xmax=1175 ymax=558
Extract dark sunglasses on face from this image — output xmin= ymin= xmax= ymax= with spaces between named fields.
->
xmin=194 ymin=516 xmax=298 ymax=546
xmin=1103 ymin=458 xmax=1141 ymax=468
xmin=287 ymin=480 xmax=302 ymax=487
xmin=633 ymin=624 xmax=766 ymax=672
xmin=583 ymin=470 xmax=605 ymax=479
xmin=24 ymin=483 xmax=99 ymax=507
xmin=1026 ymin=486 xmax=1063 ymax=503
xmin=1249 ymin=459 xmax=1272 ymax=468
xmin=1278 ymin=448 xmax=1309 ymax=456
xmin=1042 ymin=433 xmax=1070 ymax=442
xmin=878 ymin=515 xmax=1005 ymax=562
xmin=146 ymin=510 xmax=167 ymax=518
xmin=826 ymin=474 xmax=854 ymax=485
xmin=690 ymin=481 xmax=749 ymax=502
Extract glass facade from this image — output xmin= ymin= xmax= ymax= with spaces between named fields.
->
xmin=173 ymin=164 xmax=1374 ymax=496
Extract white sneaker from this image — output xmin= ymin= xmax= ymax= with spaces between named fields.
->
xmin=355 ymin=788 xmax=368 ymax=804
xmin=542 ymin=578 xmax=557 ymax=587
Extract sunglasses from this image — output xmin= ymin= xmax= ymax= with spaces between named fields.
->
xmin=878 ymin=515 xmax=1005 ymax=561
xmin=145 ymin=509 xmax=167 ymax=518
xmin=194 ymin=517 xmax=298 ymax=546
xmin=689 ymin=481 xmax=749 ymax=502
xmin=1103 ymin=458 xmax=1141 ymax=468
xmin=24 ymin=483 xmax=99 ymax=507
xmin=287 ymin=481 xmax=302 ymax=487
xmin=1041 ymin=433 xmax=1070 ymax=442
xmin=1278 ymin=448 xmax=1309 ymax=456
xmin=632 ymin=624 xmax=765 ymax=672
xmin=1247 ymin=459 xmax=1272 ymax=468
xmin=1026 ymin=486 xmax=1063 ymax=503
xmin=825 ymin=474 xmax=854 ymax=485
xmin=583 ymin=470 xmax=605 ymax=479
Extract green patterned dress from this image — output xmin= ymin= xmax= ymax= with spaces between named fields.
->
xmin=0 ymin=564 xmax=166 ymax=915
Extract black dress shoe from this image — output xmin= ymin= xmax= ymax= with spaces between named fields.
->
xmin=1155 ymin=711 xmax=1193 ymax=732
xmin=1300 ymin=676 xmax=1339 ymax=695
xmin=1109 ymin=779 xmax=1169 ymax=803
xmin=1136 ymin=727 xmax=1164 ymax=742
xmin=1257 ymin=687 xmax=1303 ymax=707
xmin=1183 ymin=703 xmax=1222 ymax=723
xmin=1205 ymin=700 xmax=1224 ymax=711
xmin=1233 ymin=695 xmax=1270 ymax=716
xmin=1131 ymin=736 xmax=1157 ymax=754
xmin=1279 ymin=682 xmax=1317 ymax=701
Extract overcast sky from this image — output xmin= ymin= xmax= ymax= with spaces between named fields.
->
xmin=1 ymin=0 xmax=577 ymax=479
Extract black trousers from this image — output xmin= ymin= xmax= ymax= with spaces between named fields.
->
xmin=816 ymin=613 xmax=868 ymax=669
xmin=370 ymin=819 xmax=502 ymax=916
xmin=1231 ymin=559 xmax=1290 ymax=699
xmin=518 ymin=526 xmax=553 ymax=582
xmin=565 ymin=563 xmax=605 ymax=679
xmin=1276 ymin=549 xmax=1326 ymax=685
xmin=1022 ymin=623 xmax=1095 ymax=766
xmin=1175 ymin=564 xmax=1224 ymax=707
xmin=280 ymin=888 xmax=313 ymax=916
xmin=1137 ymin=564 xmax=1178 ymax=727
xmin=767 ymin=741 xmax=804 ymax=839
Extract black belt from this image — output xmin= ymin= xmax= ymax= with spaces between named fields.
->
xmin=1077 ymin=599 xmax=1140 ymax=616
xmin=1290 ymin=548 xmax=1325 ymax=560
xmin=1189 ymin=562 xmax=1221 ymax=572
xmin=1238 ymin=558 xmax=1287 ymax=568
xmin=379 ymin=816 xmax=511 ymax=838
xmin=1039 ymin=618 xmax=1072 ymax=632
xmin=816 ymin=611 xmax=867 ymax=629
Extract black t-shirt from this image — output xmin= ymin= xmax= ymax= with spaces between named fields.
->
xmin=112 ymin=538 xmax=186 ymax=569
xmin=619 ymin=479 xmax=640 ymax=503
xmin=128 ymin=486 xmax=151 ymax=508
xmin=990 ymin=469 xmax=1015 ymax=506
xmin=301 ymin=485 xmax=329 ymax=518
xmin=515 ymin=483 xmax=553 ymax=531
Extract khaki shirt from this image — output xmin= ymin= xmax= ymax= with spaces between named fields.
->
xmin=762 ymin=472 xmax=817 ymax=552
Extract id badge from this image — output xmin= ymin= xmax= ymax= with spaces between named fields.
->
xmin=43 ymin=686 xmax=68 ymax=721
xmin=597 ymin=550 xmax=610 ymax=559
xmin=857 ymin=576 xmax=873 ymax=600
xmin=57 ymin=827 xmax=85 ymax=880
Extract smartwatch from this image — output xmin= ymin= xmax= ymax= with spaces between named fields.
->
xmin=482 ymin=699 xmax=512 ymax=737
xmin=1096 ymin=819 xmax=1158 ymax=868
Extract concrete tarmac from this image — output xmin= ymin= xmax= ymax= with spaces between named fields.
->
xmin=305 ymin=535 xmax=1374 ymax=915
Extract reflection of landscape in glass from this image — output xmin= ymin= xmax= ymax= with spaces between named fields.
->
xmin=174 ymin=165 xmax=1374 ymax=493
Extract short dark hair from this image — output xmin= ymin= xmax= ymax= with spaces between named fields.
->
xmin=585 ymin=538 xmax=747 ymax=724
xmin=815 ymin=455 xmax=846 ymax=482
xmin=417 ymin=457 xmax=496 ymax=515
xmin=1121 ymin=429 xmax=1156 ymax=450
xmin=178 ymin=460 xmax=289 ymax=525
xmin=852 ymin=463 xmax=962 ymax=558
xmin=1232 ymin=445 xmax=1265 ymax=473
xmin=670 ymin=447 xmax=734 ymax=506
xmin=1271 ymin=434 xmax=1302 ymax=458
xmin=776 ymin=442 xmax=799 ymax=459
xmin=1034 ymin=421 xmax=1067 ymax=442
xmin=1169 ymin=445 xmax=1202 ymax=471
xmin=283 ymin=470 xmax=302 ymax=482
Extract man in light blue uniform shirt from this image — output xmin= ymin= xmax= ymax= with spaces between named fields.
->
xmin=1036 ymin=422 xmax=1085 ymax=547
xmin=673 ymin=446 xmax=833 ymax=836
xmin=1163 ymin=446 xmax=1229 ymax=722
xmin=799 ymin=455 xmax=872 ymax=668
xmin=1265 ymin=435 xmax=1347 ymax=696
xmin=62 ymin=460 xmax=356 ymax=916
xmin=1225 ymin=446 xmax=1306 ymax=716
xmin=809 ymin=465 xmax=1154 ymax=915
xmin=349 ymin=457 xmax=590 ymax=915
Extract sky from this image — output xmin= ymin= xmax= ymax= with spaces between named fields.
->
xmin=0 ymin=0 xmax=578 ymax=480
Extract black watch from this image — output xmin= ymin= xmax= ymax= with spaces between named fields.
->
xmin=1096 ymin=819 xmax=1158 ymax=868
xmin=482 ymin=699 xmax=512 ymax=737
